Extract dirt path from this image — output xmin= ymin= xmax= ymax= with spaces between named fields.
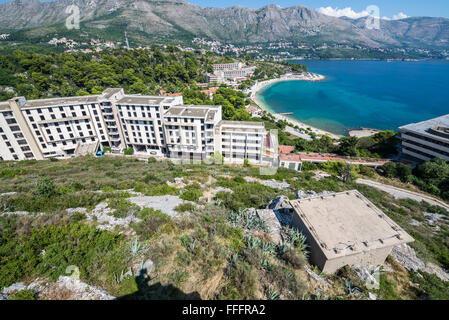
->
xmin=356 ymin=178 xmax=449 ymax=211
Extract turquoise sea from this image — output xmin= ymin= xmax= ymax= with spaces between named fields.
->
xmin=256 ymin=60 xmax=449 ymax=136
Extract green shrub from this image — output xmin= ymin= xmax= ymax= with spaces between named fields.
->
xmin=131 ymin=209 xmax=172 ymax=240
xmin=301 ymin=162 xmax=318 ymax=171
xmin=107 ymin=198 xmax=140 ymax=218
xmin=216 ymin=183 xmax=287 ymax=211
xmin=281 ymin=248 xmax=306 ymax=269
xmin=233 ymin=176 xmax=245 ymax=184
xmin=148 ymin=157 xmax=157 ymax=164
xmin=8 ymin=289 xmax=36 ymax=300
xmin=33 ymin=176 xmax=56 ymax=199
xmin=123 ymin=147 xmax=134 ymax=155
xmin=410 ymin=271 xmax=449 ymax=300
xmin=0 ymin=168 xmax=27 ymax=178
xmin=174 ymin=203 xmax=196 ymax=213
xmin=0 ymin=221 xmax=124 ymax=289
xmin=180 ymin=185 xmax=203 ymax=202
xmin=144 ymin=183 xmax=178 ymax=196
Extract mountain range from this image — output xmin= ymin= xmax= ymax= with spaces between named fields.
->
xmin=1 ymin=0 xmax=448 ymax=50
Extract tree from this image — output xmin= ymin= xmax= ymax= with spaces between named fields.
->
xmin=338 ymin=137 xmax=359 ymax=157
xmin=396 ymin=163 xmax=413 ymax=183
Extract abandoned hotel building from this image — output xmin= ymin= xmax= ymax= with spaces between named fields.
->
xmin=1 ymin=89 xmax=417 ymax=274
xmin=0 ymin=88 xmax=278 ymax=165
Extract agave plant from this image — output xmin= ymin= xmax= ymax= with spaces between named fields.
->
xmin=276 ymin=243 xmax=289 ymax=256
xmin=129 ymin=238 xmax=148 ymax=257
xmin=266 ymin=285 xmax=280 ymax=300
xmin=344 ymin=279 xmax=363 ymax=295
xmin=283 ymin=226 xmax=309 ymax=257
xmin=228 ymin=208 xmax=268 ymax=232
xmin=114 ymin=267 xmax=134 ymax=284
xmin=261 ymin=255 xmax=272 ymax=271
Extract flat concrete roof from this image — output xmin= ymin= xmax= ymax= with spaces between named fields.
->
xmin=116 ymin=96 xmax=167 ymax=105
xmin=164 ymin=105 xmax=218 ymax=118
xmin=290 ymin=190 xmax=413 ymax=260
xmin=0 ymin=101 xmax=10 ymax=111
xmin=100 ymin=88 xmax=123 ymax=100
xmin=399 ymin=114 xmax=449 ymax=140
xmin=218 ymin=120 xmax=265 ymax=127
xmin=1 ymin=96 xmax=98 ymax=111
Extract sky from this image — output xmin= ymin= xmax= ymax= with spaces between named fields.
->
xmin=0 ymin=0 xmax=448 ymax=19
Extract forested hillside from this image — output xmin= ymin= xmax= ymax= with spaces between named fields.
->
xmin=0 ymin=46 xmax=215 ymax=100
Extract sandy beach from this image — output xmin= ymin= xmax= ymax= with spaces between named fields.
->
xmin=250 ymin=73 xmax=342 ymax=140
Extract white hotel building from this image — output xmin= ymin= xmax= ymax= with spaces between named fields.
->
xmin=0 ymin=88 xmax=277 ymax=166
xmin=398 ymin=114 xmax=449 ymax=162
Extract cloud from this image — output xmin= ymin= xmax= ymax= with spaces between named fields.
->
xmin=318 ymin=6 xmax=409 ymax=21
xmin=392 ymin=12 xmax=409 ymax=20
xmin=317 ymin=6 xmax=370 ymax=19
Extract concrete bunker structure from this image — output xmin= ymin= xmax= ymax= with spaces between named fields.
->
xmin=290 ymin=190 xmax=414 ymax=274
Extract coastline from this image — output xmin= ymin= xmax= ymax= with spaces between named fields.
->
xmin=250 ymin=73 xmax=342 ymax=140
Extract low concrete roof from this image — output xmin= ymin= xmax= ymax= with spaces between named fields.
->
xmin=290 ymin=190 xmax=413 ymax=260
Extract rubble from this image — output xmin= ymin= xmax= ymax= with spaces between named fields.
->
xmin=267 ymin=196 xmax=293 ymax=225
xmin=304 ymin=265 xmax=332 ymax=288
xmin=1 ymin=277 xmax=115 ymax=300
xmin=297 ymin=190 xmax=335 ymax=199
xmin=215 ymin=187 xmax=234 ymax=194
xmin=244 ymin=177 xmax=290 ymax=190
xmin=86 ymin=202 xmax=140 ymax=233
xmin=391 ymin=244 xmax=449 ymax=282
xmin=142 ymin=259 xmax=155 ymax=275
xmin=424 ymin=212 xmax=447 ymax=226
xmin=0 ymin=192 xmax=17 ymax=197
xmin=351 ymin=265 xmax=381 ymax=290
xmin=368 ymin=292 xmax=378 ymax=300
xmin=128 ymin=195 xmax=194 ymax=217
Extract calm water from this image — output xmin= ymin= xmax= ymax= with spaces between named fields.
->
xmin=257 ymin=60 xmax=449 ymax=136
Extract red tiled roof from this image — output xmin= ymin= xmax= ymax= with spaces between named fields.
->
xmin=278 ymin=145 xmax=295 ymax=154
xmin=280 ymin=153 xmax=302 ymax=162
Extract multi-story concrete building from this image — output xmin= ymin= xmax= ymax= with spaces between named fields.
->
xmin=163 ymin=104 xmax=221 ymax=161
xmin=216 ymin=120 xmax=268 ymax=165
xmin=212 ymin=62 xmax=243 ymax=72
xmin=398 ymin=114 xmax=449 ymax=162
xmin=207 ymin=62 xmax=256 ymax=84
xmin=0 ymin=88 xmax=277 ymax=166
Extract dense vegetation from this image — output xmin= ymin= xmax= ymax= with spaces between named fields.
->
xmin=0 ymin=46 xmax=215 ymax=100
xmin=183 ymin=87 xmax=252 ymax=121
xmin=381 ymin=158 xmax=449 ymax=201
xmin=0 ymin=156 xmax=448 ymax=300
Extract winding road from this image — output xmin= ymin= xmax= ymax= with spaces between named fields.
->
xmin=356 ymin=178 xmax=449 ymax=211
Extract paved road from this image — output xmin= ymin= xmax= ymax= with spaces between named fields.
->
xmin=356 ymin=178 xmax=449 ymax=211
